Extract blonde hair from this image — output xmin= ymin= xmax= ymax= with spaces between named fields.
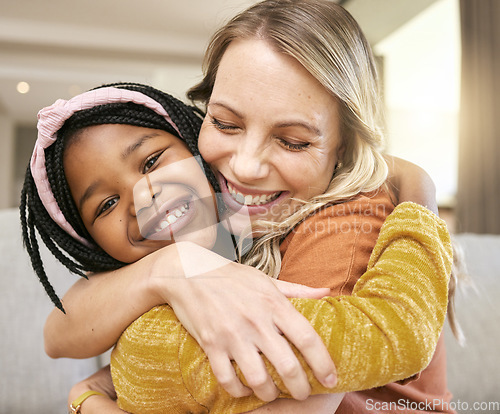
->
xmin=188 ymin=0 xmax=388 ymax=277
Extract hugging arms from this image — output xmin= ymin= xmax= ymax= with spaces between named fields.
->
xmin=49 ymin=158 xmax=452 ymax=413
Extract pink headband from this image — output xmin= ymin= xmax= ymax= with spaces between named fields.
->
xmin=31 ymin=87 xmax=182 ymax=247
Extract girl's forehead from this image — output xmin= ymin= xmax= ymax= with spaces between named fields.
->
xmin=69 ymin=124 xmax=183 ymax=147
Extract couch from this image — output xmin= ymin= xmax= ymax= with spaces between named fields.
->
xmin=1 ymin=208 xmax=499 ymax=413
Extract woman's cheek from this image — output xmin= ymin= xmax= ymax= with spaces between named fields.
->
xmin=197 ymin=125 xmax=214 ymax=162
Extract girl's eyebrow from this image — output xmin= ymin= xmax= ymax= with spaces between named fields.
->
xmin=121 ymin=133 xmax=160 ymax=160
xmin=78 ymin=180 xmax=101 ymax=213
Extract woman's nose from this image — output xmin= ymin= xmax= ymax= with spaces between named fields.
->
xmin=132 ymin=174 xmax=162 ymax=216
xmin=229 ymin=138 xmax=270 ymax=183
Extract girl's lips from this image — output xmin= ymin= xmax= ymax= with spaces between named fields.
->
xmin=140 ymin=194 xmax=196 ymax=241
xmin=217 ymin=173 xmax=290 ymax=215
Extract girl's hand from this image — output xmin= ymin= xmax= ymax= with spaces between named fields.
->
xmin=156 ymin=242 xmax=336 ymax=402
xmin=68 ymin=366 xmax=126 ymax=413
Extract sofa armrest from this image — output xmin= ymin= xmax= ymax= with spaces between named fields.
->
xmin=444 ymin=233 xmax=500 ymax=405
xmin=0 ymin=208 xmax=105 ymax=414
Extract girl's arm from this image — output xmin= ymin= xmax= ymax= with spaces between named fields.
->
xmin=45 ymin=243 xmax=336 ymax=401
xmin=68 ymin=366 xmax=125 ymax=414
xmin=386 ymin=155 xmax=438 ymax=214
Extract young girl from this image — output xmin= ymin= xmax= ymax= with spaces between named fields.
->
xmin=22 ymin=81 xmax=453 ymax=414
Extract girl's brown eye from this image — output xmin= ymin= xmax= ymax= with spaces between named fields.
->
xmin=143 ymin=151 xmax=163 ymax=174
xmin=97 ymin=197 xmax=118 ymax=218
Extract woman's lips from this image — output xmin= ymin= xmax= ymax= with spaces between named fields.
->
xmin=218 ymin=173 xmax=289 ymax=215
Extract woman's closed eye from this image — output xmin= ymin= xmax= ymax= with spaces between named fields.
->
xmin=276 ymin=137 xmax=310 ymax=152
xmin=210 ymin=117 xmax=240 ymax=132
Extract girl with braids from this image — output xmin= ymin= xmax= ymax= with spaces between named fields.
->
xmin=21 ymin=82 xmax=220 ymax=313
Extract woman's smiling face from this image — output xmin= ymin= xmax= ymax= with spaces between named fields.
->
xmin=64 ymin=124 xmax=218 ymax=263
xmin=198 ymin=39 xmax=344 ymax=234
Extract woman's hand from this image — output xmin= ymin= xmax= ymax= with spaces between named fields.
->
xmin=68 ymin=366 xmax=126 ymax=413
xmin=158 ymin=242 xmax=337 ymax=402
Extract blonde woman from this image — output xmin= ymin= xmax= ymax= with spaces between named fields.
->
xmin=41 ymin=1 xmax=456 ymax=412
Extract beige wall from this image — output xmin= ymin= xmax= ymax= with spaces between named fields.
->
xmin=0 ymin=113 xmax=15 ymax=208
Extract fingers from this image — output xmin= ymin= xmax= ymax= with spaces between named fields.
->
xmin=209 ymin=343 xmax=281 ymax=401
xmin=256 ymin=331 xmax=312 ymax=401
xmin=208 ymin=331 xmax=310 ymax=402
xmin=208 ymin=351 xmax=253 ymax=398
xmin=276 ymin=305 xmax=337 ymax=389
xmin=231 ymin=343 xmax=281 ymax=402
xmin=273 ymin=279 xmax=330 ymax=299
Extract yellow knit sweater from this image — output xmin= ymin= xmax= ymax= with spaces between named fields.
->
xmin=111 ymin=202 xmax=452 ymax=413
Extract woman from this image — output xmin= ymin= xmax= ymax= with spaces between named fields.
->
xmin=39 ymin=0 xmax=455 ymax=412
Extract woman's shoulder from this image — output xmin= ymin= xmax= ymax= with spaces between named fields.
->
xmin=316 ymin=187 xmax=395 ymax=221
xmin=278 ymin=188 xmax=395 ymax=291
xmin=281 ymin=187 xmax=395 ymax=247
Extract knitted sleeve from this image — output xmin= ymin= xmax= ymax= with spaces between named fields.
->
xmin=111 ymin=202 xmax=452 ymax=414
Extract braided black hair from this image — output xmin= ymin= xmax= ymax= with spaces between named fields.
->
xmin=20 ymin=82 xmax=217 ymax=312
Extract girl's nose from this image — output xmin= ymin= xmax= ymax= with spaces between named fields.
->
xmin=229 ymin=138 xmax=270 ymax=183
xmin=132 ymin=174 xmax=162 ymax=217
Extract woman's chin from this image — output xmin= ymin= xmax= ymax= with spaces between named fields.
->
xmin=218 ymin=209 xmax=255 ymax=239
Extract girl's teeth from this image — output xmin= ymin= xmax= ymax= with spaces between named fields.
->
xmin=154 ymin=203 xmax=189 ymax=233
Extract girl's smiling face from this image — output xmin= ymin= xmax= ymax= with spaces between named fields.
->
xmin=198 ymin=39 xmax=344 ymax=234
xmin=64 ymin=124 xmax=218 ymax=263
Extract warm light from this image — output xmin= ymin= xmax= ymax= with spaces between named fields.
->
xmin=17 ymin=81 xmax=30 ymax=94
